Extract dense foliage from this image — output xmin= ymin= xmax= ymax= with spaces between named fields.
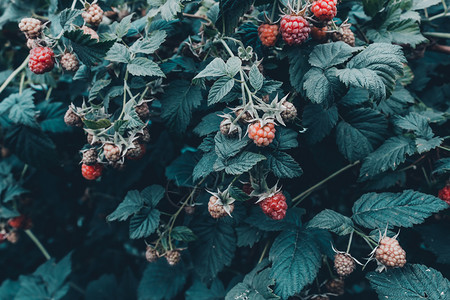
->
xmin=0 ymin=0 xmax=450 ymax=299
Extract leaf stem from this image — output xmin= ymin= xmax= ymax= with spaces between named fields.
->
xmin=346 ymin=230 xmax=354 ymax=253
xmin=25 ymin=229 xmax=51 ymax=260
xmin=258 ymin=240 xmax=271 ymax=263
xmin=0 ymin=55 xmax=30 ymax=95
xmin=71 ymin=0 xmax=78 ymax=10
xmin=423 ymin=32 xmax=450 ymax=39
xmin=438 ymin=145 xmax=450 ymax=152
xmin=118 ymin=70 xmax=129 ymax=120
xmin=292 ymin=160 xmax=360 ymax=206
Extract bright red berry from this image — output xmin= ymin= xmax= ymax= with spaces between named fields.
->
xmin=311 ymin=0 xmax=338 ymax=21
xmin=248 ymin=121 xmax=276 ymax=147
xmin=8 ymin=215 xmax=33 ymax=229
xmin=28 ymin=47 xmax=55 ymax=74
xmin=438 ymin=186 xmax=450 ymax=205
xmin=280 ymin=15 xmax=311 ymax=46
xmin=259 ymin=192 xmax=287 ymax=220
xmin=258 ymin=24 xmax=279 ymax=47
xmin=81 ymin=163 xmax=103 ymax=180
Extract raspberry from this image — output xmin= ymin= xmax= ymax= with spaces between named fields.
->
xmin=138 ymin=128 xmax=151 ymax=143
xmin=81 ymin=26 xmax=99 ymax=41
xmin=280 ymin=15 xmax=311 ymax=46
xmin=28 ymin=47 xmax=55 ymax=74
xmin=281 ymin=101 xmax=297 ymax=122
xmin=242 ymin=183 xmax=253 ymax=196
xmin=103 ymin=143 xmax=121 ymax=162
xmin=146 ymin=246 xmax=159 ymax=263
xmin=234 ymin=108 xmax=253 ymax=124
xmin=135 ymin=102 xmax=150 ymax=121
xmin=165 ymin=250 xmax=181 ymax=266
xmin=81 ymin=163 xmax=103 ymax=180
xmin=259 ymin=192 xmax=287 ymax=220
xmin=311 ymin=0 xmax=337 ymax=21
xmin=18 ymin=18 xmax=42 ymax=39
xmin=248 ymin=121 xmax=276 ymax=147
xmin=438 ymin=186 xmax=450 ymax=205
xmin=87 ymin=133 xmax=101 ymax=146
xmin=375 ymin=237 xmax=406 ymax=270
xmin=325 ymin=278 xmax=344 ymax=296
xmin=7 ymin=231 xmax=20 ymax=244
xmin=60 ymin=52 xmax=79 ymax=72
xmin=208 ymin=196 xmax=234 ymax=219
xmin=82 ymin=3 xmax=103 ymax=26
xmin=26 ymin=39 xmax=39 ymax=49
xmin=0 ymin=233 xmax=6 ymax=244
xmin=126 ymin=141 xmax=146 ymax=160
xmin=64 ymin=107 xmax=83 ymax=127
xmin=258 ymin=24 xmax=279 ymax=47
xmin=334 ymin=253 xmax=355 ymax=277
xmin=8 ymin=215 xmax=33 ymax=229
xmin=311 ymin=26 xmax=328 ymax=42
xmin=184 ymin=205 xmax=195 ymax=215
xmin=82 ymin=149 xmax=98 ymax=165
xmin=332 ymin=27 xmax=355 ymax=46
xmin=220 ymin=119 xmax=238 ymax=137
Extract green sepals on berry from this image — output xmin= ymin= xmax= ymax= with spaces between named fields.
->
xmin=219 ymin=113 xmax=241 ymax=138
xmin=207 ymin=186 xmax=236 ymax=218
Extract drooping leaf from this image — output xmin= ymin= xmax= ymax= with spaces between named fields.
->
xmin=303 ymin=104 xmax=338 ymax=144
xmin=107 ymin=190 xmax=144 ymax=222
xmin=216 ymin=0 xmax=253 ymax=35
xmin=307 ymin=209 xmax=354 ymax=236
xmin=367 ymin=264 xmax=450 ymax=300
xmin=266 ymin=151 xmax=303 ymax=179
xmin=129 ymin=207 xmax=160 ymax=239
xmin=193 ymin=151 xmax=218 ymax=182
xmin=352 ymin=190 xmax=449 ymax=229
xmin=171 ymin=226 xmax=197 ymax=242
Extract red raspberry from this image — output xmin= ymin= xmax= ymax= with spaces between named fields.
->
xmin=81 ymin=163 xmax=103 ymax=180
xmin=81 ymin=26 xmax=99 ymax=41
xmin=375 ymin=237 xmax=406 ymax=270
xmin=311 ymin=26 xmax=328 ymax=42
xmin=258 ymin=24 xmax=279 ymax=47
xmin=208 ymin=196 xmax=234 ymax=219
xmin=103 ymin=143 xmax=121 ymax=162
xmin=438 ymin=186 xmax=450 ymax=205
xmin=248 ymin=121 xmax=276 ymax=147
xmin=28 ymin=47 xmax=55 ymax=74
xmin=259 ymin=192 xmax=287 ymax=220
xmin=60 ymin=52 xmax=79 ymax=72
xmin=334 ymin=253 xmax=355 ymax=277
xmin=280 ymin=15 xmax=311 ymax=46
xmin=311 ymin=0 xmax=337 ymax=21
xmin=8 ymin=215 xmax=33 ymax=229
xmin=82 ymin=3 xmax=103 ymax=26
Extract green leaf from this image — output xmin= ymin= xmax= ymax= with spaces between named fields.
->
xmin=309 ymin=42 xmax=361 ymax=69
xmin=140 ymin=185 xmax=165 ymax=207
xmin=336 ymin=108 xmax=387 ymax=162
xmin=193 ymin=151 xmax=218 ymax=182
xmin=186 ymin=279 xmax=225 ymax=300
xmin=89 ymin=79 xmax=112 ymax=101
xmin=359 ymin=136 xmax=416 ymax=180
xmin=194 ymin=58 xmax=227 ymax=79
xmin=367 ymin=264 xmax=450 ymax=299
xmin=340 ymin=87 xmax=370 ymax=107
xmin=215 ymin=151 xmax=266 ymax=175
xmin=130 ymin=30 xmax=167 ymax=54
xmin=127 ymin=57 xmax=165 ymax=77
xmin=0 ymin=205 xmax=20 ymax=218
xmin=208 ymin=77 xmax=235 ymax=105
xmin=226 ymin=57 xmax=241 ymax=77
xmin=191 ymin=216 xmax=236 ymax=280
xmin=287 ymin=46 xmax=312 ymax=93
xmin=433 ymin=158 xmax=450 ymax=175
xmin=235 ymin=223 xmax=263 ymax=247
xmin=171 ymin=226 xmax=197 ymax=242
xmin=129 ymin=207 xmax=160 ymax=239
xmin=303 ymin=104 xmax=338 ymax=144
xmin=377 ymin=84 xmax=415 ymax=115
xmin=115 ymin=14 xmax=133 ymax=38
xmin=336 ymin=43 xmax=406 ymax=103
xmin=270 ymin=127 xmax=299 ymax=151
xmin=37 ymin=102 xmax=70 ymax=133
xmin=214 ymin=132 xmax=249 ymax=159
xmin=161 ymin=80 xmax=202 ymax=133
xmin=394 ymin=112 xmax=434 ymax=139
xmin=138 ymin=259 xmax=187 ymax=300
xmin=229 ymin=186 xmax=251 ymax=202
xmin=269 ymin=228 xmax=322 ymax=298
xmin=107 ymin=190 xmax=144 ymax=222
xmin=249 ymin=64 xmax=263 ymax=92
xmin=416 ymin=137 xmax=442 ymax=154
xmin=352 ymin=190 xmax=449 ymax=229
xmin=362 ymin=0 xmax=387 ymax=17
xmin=0 ymin=89 xmax=36 ymax=127
xmin=105 ymin=43 xmax=131 ymax=63
xmin=83 ymin=118 xmax=112 ymax=129
xmin=166 ymin=152 xmax=196 ymax=187
xmin=266 ymin=151 xmax=303 ymax=179
xmin=160 ymin=0 xmax=183 ymax=21
xmin=307 ymin=209 xmax=354 ymax=236
xmin=226 ymin=261 xmax=279 ymax=300
xmin=303 ymin=67 xmax=334 ymax=104
xmin=193 ymin=113 xmax=222 ymax=137
xmin=216 ymin=0 xmax=253 ymax=35
xmin=64 ymin=29 xmax=114 ymax=66
xmin=411 ymin=0 xmax=441 ymax=10
xmin=59 ymin=8 xmax=82 ymax=30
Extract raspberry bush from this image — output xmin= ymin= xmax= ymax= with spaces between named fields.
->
xmin=0 ymin=0 xmax=450 ymax=299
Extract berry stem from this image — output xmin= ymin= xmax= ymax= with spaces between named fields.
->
xmin=270 ymin=0 xmax=278 ymax=21
xmin=258 ymin=239 xmax=271 ymax=263
xmin=25 ymin=229 xmax=51 ymax=260
xmin=423 ymin=32 xmax=450 ymax=39
xmin=0 ymin=54 xmax=30 ymax=95
xmin=346 ymin=230 xmax=354 ymax=253
xmin=354 ymin=229 xmax=377 ymax=248
xmin=118 ymin=69 xmax=129 ymax=120
xmin=19 ymin=72 xmax=25 ymax=94
xmin=291 ymin=160 xmax=360 ymax=206
xmin=438 ymin=145 xmax=450 ymax=152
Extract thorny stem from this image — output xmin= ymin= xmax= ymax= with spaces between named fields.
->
xmin=258 ymin=240 xmax=271 ymax=263
xmin=0 ymin=55 xmax=30 ymax=95
xmin=25 ymin=229 xmax=51 ymax=260
xmin=291 ymin=160 xmax=360 ymax=206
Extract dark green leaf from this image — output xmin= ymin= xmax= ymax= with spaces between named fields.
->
xmin=129 ymin=207 xmax=160 ymax=239
xmin=307 ymin=209 xmax=354 ymax=235
xmin=186 ymin=279 xmax=225 ymax=300
xmin=105 ymin=43 xmax=131 ymax=63
xmin=208 ymin=77 xmax=235 ymax=105
xmin=64 ymin=29 xmax=114 ymax=66
xmin=214 ymin=151 xmax=266 ymax=175
xmin=193 ymin=113 xmax=222 ymax=137
xmin=309 ymin=42 xmax=361 ymax=69
xmin=127 ymin=57 xmax=165 ymax=77
xmin=171 ymin=226 xmax=197 ymax=242
xmin=214 ymin=132 xmax=248 ymax=159
xmin=266 ymin=151 xmax=303 ymax=179
xmin=303 ymin=104 xmax=338 ymax=144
